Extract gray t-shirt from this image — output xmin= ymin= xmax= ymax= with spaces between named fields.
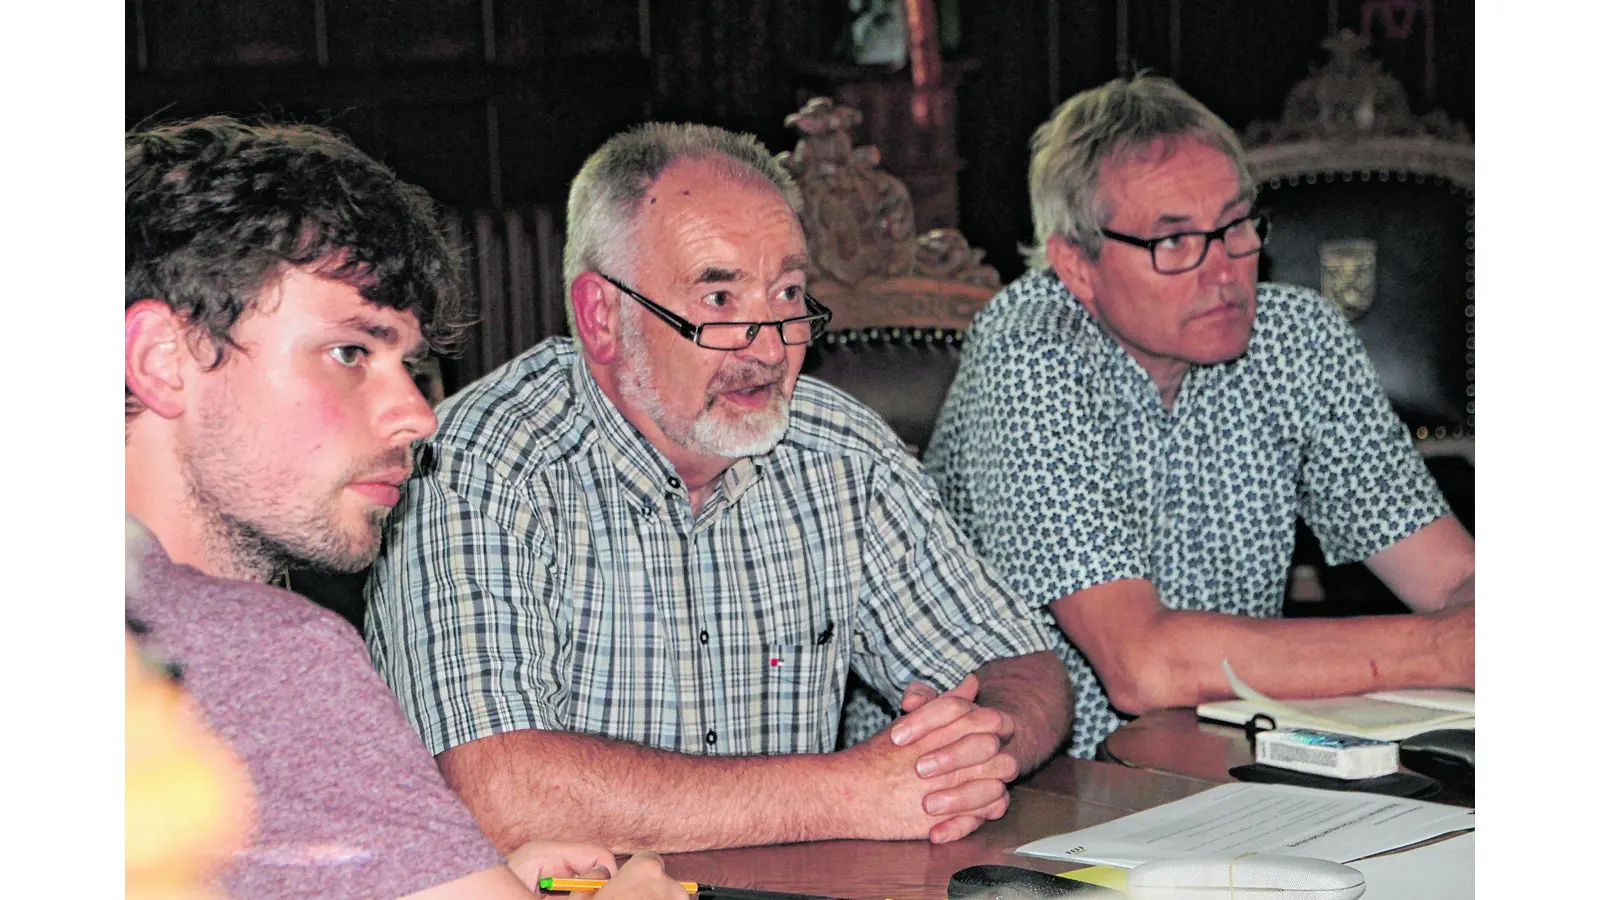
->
xmin=126 ymin=522 xmax=503 ymax=899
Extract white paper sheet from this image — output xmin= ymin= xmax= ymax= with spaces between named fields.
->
xmin=1014 ymin=782 xmax=1475 ymax=868
xmin=1354 ymin=833 xmax=1474 ymax=899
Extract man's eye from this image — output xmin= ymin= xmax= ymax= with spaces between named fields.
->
xmin=330 ymin=346 xmax=367 ymax=367
xmin=778 ymin=285 xmax=805 ymax=303
xmin=1155 ymin=234 xmax=1189 ymax=251
xmin=703 ymin=291 xmax=732 ymax=308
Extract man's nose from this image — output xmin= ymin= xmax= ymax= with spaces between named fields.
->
xmin=739 ymin=320 xmax=788 ymax=365
xmin=1196 ymin=239 xmax=1240 ymax=286
xmin=383 ymin=372 xmax=439 ymax=445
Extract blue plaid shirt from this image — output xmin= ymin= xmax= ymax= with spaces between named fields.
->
xmin=366 ymin=337 xmax=1060 ymax=757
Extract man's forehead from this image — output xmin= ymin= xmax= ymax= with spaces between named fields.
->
xmin=1099 ymin=137 xmax=1243 ymax=218
xmin=637 ymin=167 xmax=806 ymax=279
xmin=254 ymin=267 xmax=428 ymax=351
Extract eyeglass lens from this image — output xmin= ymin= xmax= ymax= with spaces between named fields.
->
xmin=1154 ymin=215 xmax=1267 ymax=273
xmin=698 ymin=318 xmax=822 ymax=350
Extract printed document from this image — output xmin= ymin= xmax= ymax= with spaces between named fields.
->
xmin=1014 ymin=782 xmax=1475 ymax=868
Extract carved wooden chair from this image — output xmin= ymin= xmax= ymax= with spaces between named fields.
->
xmin=1242 ymin=31 xmax=1474 ymax=613
xmin=778 ymin=97 xmax=1001 ymax=456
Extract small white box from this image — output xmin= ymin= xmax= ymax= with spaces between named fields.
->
xmin=1255 ymin=728 xmax=1399 ymax=780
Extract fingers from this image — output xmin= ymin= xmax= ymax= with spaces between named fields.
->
xmin=915 ymin=706 xmax=1016 ymax=774
xmin=900 ymin=673 xmax=980 ymax=714
xmin=890 ymin=677 xmax=992 ymax=747
xmin=922 ymin=765 xmax=1012 ymax=816
xmin=506 ymin=841 xmax=617 ymax=887
xmin=899 ymin=680 xmax=939 ymax=713
xmin=929 ymin=813 xmax=984 ymax=845
xmin=948 ymin=673 xmax=981 ymax=702
xmin=621 ymin=850 xmax=666 ymax=870
xmin=576 ymin=849 xmax=618 ymax=878
xmin=914 ymin=728 xmax=1017 ymax=779
xmin=597 ymin=852 xmax=689 ymax=900
xmin=927 ymin=788 xmax=1011 ymax=845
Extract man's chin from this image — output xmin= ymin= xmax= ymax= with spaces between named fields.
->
xmin=287 ymin=520 xmax=384 ymax=575
xmin=1192 ymin=321 xmax=1255 ymax=365
xmin=691 ymin=408 xmax=789 ymax=459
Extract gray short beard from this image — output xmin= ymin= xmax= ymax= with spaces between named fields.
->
xmin=614 ymin=304 xmax=791 ymax=459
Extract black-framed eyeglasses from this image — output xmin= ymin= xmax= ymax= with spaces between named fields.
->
xmin=599 ymin=273 xmax=833 ymax=351
xmin=1100 ymin=211 xmax=1271 ymax=275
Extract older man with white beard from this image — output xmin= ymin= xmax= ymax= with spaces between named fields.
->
xmin=366 ymin=122 xmax=1070 ymax=854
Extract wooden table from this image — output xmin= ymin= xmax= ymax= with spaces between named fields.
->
xmin=1101 ymin=708 xmax=1474 ymax=807
xmin=663 ymin=756 xmax=1221 ymax=900
xmin=1100 ymin=709 xmax=1256 ymax=782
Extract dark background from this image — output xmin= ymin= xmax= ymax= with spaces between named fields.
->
xmin=128 ymin=0 xmax=1474 ymax=407
xmin=126 ymin=0 xmax=1473 ymax=285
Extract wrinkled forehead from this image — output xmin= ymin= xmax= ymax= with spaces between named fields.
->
xmin=1095 ymin=134 xmax=1248 ymax=217
xmin=635 ymin=166 xmax=806 ymax=273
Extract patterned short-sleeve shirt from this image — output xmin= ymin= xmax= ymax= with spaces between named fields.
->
xmin=365 ymin=337 xmax=1060 ymax=758
xmin=923 ymin=271 xmax=1450 ymax=758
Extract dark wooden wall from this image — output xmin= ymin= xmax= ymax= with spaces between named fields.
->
xmin=955 ymin=0 xmax=1473 ymax=278
xmin=127 ymin=0 xmax=1472 ymax=322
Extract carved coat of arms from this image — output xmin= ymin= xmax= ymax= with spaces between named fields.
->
xmin=1319 ymin=238 xmax=1378 ymax=320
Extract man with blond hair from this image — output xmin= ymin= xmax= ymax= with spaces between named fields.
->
xmin=925 ymin=74 xmax=1475 ymax=758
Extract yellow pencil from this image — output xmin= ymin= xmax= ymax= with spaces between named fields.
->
xmin=537 ymin=876 xmax=701 ymax=893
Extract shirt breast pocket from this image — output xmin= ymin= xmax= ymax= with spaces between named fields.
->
xmin=750 ymin=634 xmax=841 ymax=755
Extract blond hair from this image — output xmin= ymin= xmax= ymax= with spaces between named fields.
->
xmin=1022 ymin=73 xmax=1253 ymax=269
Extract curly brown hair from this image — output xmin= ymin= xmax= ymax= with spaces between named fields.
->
xmin=126 ymin=116 xmax=469 ymax=414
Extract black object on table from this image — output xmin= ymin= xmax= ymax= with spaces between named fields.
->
xmin=1229 ymin=762 xmax=1442 ymax=799
xmin=948 ymin=865 xmax=1123 ymax=899
xmin=1399 ymin=729 xmax=1474 ymax=789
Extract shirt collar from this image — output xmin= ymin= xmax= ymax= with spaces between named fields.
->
xmin=570 ymin=355 xmax=768 ymax=513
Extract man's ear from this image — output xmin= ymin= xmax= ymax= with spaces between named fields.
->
xmin=570 ymin=271 xmax=622 ymax=365
xmin=1045 ymin=233 xmax=1098 ymax=307
xmin=125 ymin=300 xmax=190 ymax=420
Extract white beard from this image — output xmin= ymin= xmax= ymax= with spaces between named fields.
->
xmin=614 ymin=305 xmax=791 ymax=459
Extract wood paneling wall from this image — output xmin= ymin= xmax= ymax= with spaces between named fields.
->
xmin=126 ymin=0 xmax=1473 ymax=376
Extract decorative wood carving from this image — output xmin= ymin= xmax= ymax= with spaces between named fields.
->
xmin=777 ymin=96 xmax=998 ymax=330
xmin=1243 ymin=30 xmax=1472 ymax=188
xmin=1244 ymin=29 xmax=1473 ymax=444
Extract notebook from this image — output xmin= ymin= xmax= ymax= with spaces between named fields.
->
xmin=1196 ymin=662 xmax=1474 ymax=741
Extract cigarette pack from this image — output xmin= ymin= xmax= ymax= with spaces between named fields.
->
xmin=1254 ymin=728 xmax=1399 ymax=780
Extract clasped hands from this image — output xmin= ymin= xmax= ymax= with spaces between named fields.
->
xmin=856 ymin=673 xmax=1019 ymax=845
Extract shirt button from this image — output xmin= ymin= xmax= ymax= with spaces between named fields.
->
xmin=698 ymin=630 xmax=709 ymax=645
xmin=705 ymin=729 xmax=717 ymax=746
xmin=667 ymin=476 xmax=682 ymax=489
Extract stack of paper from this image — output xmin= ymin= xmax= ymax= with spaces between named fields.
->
xmin=1353 ymin=833 xmax=1474 ymax=900
xmin=1015 ymin=782 xmax=1475 ymax=868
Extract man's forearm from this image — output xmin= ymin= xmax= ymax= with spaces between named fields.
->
xmin=1151 ymin=608 xmax=1472 ymax=709
xmin=1439 ymin=572 xmax=1474 ymax=609
xmin=973 ymin=651 xmax=1071 ymax=772
xmin=439 ymin=728 xmax=863 ymax=854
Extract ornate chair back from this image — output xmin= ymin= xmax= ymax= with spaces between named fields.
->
xmin=1245 ymin=30 xmax=1474 ymax=460
xmin=778 ymin=97 xmax=1000 ymax=455
xmin=1243 ymin=32 xmax=1474 ymax=613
